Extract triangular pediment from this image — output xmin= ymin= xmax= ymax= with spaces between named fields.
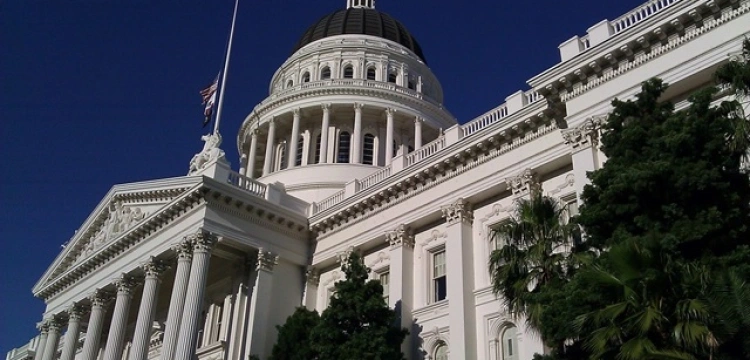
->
xmin=33 ymin=176 xmax=204 ymax=295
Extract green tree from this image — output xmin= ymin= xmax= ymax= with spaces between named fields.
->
xmin=269 ymin=307 xmax=320 ymax=360
xmin=310 ymin=252 xmax=407 ymax=360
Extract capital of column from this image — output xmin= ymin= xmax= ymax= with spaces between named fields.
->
xmin=440 ymin=198 xmax=474 ymax=225
xmin=141 ymin=257 xmax=169 ymax=279
xmin=561 ymin=116 xmax=604 ymax=151
xmin=36 ymin=320 xmax=50 ymax=333
xmin=65 ymin=304 xmax=86 ymax=321
xmin=385 ymin=224 xmax=415 ymax=248
xmin=321 ymin=103 xmax=331 ymax=112
xmin=171 ymin=238 xmax=194 ymax=261
xmin=188 ymin=230 xmax=217 ymax=254
xmin=256 ymin=249 xmax=279 ymax=272
xmin=44 ymin=317 xmax=63 ymax=333
xmin=114 ymin=275 xmax=138 ymax=296
xmin=292 ymin=108 xmax=301 ymax=117
xmin=87 ymin=289 xmax=112 ymax=308
xmin=414 ymin=116 xmax=424 ymax=124
xmin=353 ymin=102 xmax=364 ymax=111
xmin=305 ymin=266 xmax=320 ymax=286
xmin=336 ymin=246 xmax=356 ymax=264
xmin=385 ymin=108 xmax=397 ymax=117
xmin=506 ymin=168 xmax=541 ymax=197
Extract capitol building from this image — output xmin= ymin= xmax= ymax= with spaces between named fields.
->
xmin=6 ymin=0 xmax=749 ymax=359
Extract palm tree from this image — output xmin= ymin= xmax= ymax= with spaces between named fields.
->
xmin=574 ymin=240 xmax=722 ymax=360
xmin=489 ymin=193 xmax=578 ymax=329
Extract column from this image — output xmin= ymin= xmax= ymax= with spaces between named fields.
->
xmin=59 ymin=305 xmax=85 ymax=360
xmin=247 ymin=130 xmax=258 ymax=178
xmin=288 ymin=109 xmax=301 ymax=168
xmin=440 ymin=198 xmax=477 ymax=360
xmin=32 ymin=321 xmax=49 ymax=360
xmin=102 ymin=276 xmax=137 ymax=360
xmin=262 ymin=119 xmax=276 ymax=176
xmin=414 ymin=117 xmax=423 ymax=149
xmin=246 ymin=250 xmax=278 ymax=359
xmin=302 ymin=267 xmax=320 ymax=310
xmin=40 ymin=319 xmax=62 ymax=360
xmin=160 ymin=241 xmax=193 ymax=360
xmin=80 ymin=291 xmax=110 ymax=360
xmin=238 ymin=154 xmax=248 ymax=177
xmin=385 ymin=108 xmax=395 ymax=165
xmin=560 ymin=117 xmax=601 ymax=204
xmin=385 ymin=225 xmax=415 ymax=359
xmin=320 ymin=104 xmax=331 ymax=163
xmin=129 ymin=259 xmax=168 ymax=360
xmin=173 ymin=231 xmax=216 ymax=360
xmin=352 ymin=103 xmax=364 ymax=164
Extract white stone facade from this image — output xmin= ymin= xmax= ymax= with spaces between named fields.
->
xmin=6 ymin=1 xmax=749 ymax=360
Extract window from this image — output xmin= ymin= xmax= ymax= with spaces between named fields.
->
xmin=302 ymin=72 xmax=310 ymax=83
xmin=501 ymin=326 xmax=519 ymax=360
xmin=408 ymin=80 xmax=415 ymax=90
xmin=321 ymin=67 xmax=331 ymax=80
xmin=363 ymin=133 xmax=375 ymax=165
xmin=295 ymin=136 xmax=304 ymax=166
xmin=343 ymin=65 xmax=354 ymax=79
xmin=211 ymin=302 xmax=224 ymax=343
xmin=278 ymin=142 xmax=288 ymax=170
xmin=388 ymin=72 xmax=398 ymax=83
xmin=379 ymin=271 xmax=390 ymax=304
xmin=337 ymin=131 xmax=351 ymax=163
xmin=434 ymin=342 xmax=448 ymax=360
xmin=314 ymin=134 xmax=322 ymax=164
xmin=562 ymin=195 xmax=582 ymax=247
xmin=367 ymin=67 xmax=377 ymax=80
xmin=286 ymin=79 xmax=293 ymax=88
xmin=433 ymin=250 xmax=447 ymax=302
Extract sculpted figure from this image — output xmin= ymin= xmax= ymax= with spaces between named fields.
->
xmin=188 ymin=132 xmax=225 ymax=175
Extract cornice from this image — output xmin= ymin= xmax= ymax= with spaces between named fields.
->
xmin=530 ymin=0 xmax=746 ymax=101
xmin=309 ymin=102 xmax=555 ymax=238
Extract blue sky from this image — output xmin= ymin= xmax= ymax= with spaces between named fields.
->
xmin=0 ymin=0 xmax=645 ymax=353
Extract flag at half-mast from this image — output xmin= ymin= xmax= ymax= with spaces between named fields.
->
xmin=200 ymin=74 xmax=219 ymax=127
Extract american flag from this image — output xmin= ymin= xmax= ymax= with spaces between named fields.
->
xmin=200 ymin=74 xmax=219 ymax=127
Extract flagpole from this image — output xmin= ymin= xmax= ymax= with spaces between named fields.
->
xmin=213 ymin=0 xmax=240 ymax=136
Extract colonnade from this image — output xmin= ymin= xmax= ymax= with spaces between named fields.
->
xmin=30 ymin=231 xmax=280 ymax=360
xmin=242 ymin=104 xmax=428 ymax=178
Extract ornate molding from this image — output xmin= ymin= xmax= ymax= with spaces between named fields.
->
xmin=114 ymin=275 xmax=138 ymax=295
xmin=66 ymin=304 xmax=85 ymax=321
xmin=353 ymin=102 xmax=364 ymax=111
xmin=305 ymin=267 xmax=320 ymax=286
xmin=385 ymin=224 xmax=415 ymax=248
xmin=336 ymin=246 xmax=356 ymax=264
xmin=560 ymin=116 xmax=605 ymax=151
xmin=256 ymin=249 xmax=279 ymax=272
xmin=506 ymin=168 xmax=540 ymax=197
xmin=441 ymin=198 xmax=473 ymax=225
xmin=171 ymin=239 xmax=194 ymax=261
xmin=189 ymin=230 xmax=217 ymax=254
xmin=88 ymin=289 xmax=112 ymax=308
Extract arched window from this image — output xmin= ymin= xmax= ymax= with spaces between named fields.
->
xmin=367 ymin=67 xmax=377 ymax=80
xmin=363 ymin=133 xmax=375 ymax=165
xmin=286 ymin=80 xmax=293 ymax=88
xmin=321 ymin=67 xmax=331 ymax=80
xmin=314 ymin=134 xmax=322 ymax=164
xmin=434 ymin=342 xmax=448 ymax=360
xmin=388 ymin=72 xmax=398 ymax=83
xmin=302 ymin=72 xmax=310 ymax=83
xmin=343 ymin=65 xmax=354 ymax=79
xmin=295 ymin=136 xmax=304 ymax=166
xmin=501 ymin=326 xmax=519 ymax=360
xmin=337 ymin=131 xmax=351 ymax=163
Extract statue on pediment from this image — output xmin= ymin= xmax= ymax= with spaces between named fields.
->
xmin=188 ymin=132 xmax=226 ymax=175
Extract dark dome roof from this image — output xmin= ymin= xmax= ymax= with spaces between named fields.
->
xmin=292 ymin=8 xmax=427 ymax=64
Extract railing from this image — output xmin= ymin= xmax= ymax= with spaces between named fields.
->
xmin=315 ymin=189 xmax=346 ymax=213
xmin=462 ymin=104 xmax=509 ymax=137
xmin=524 ymin=90 xmax=543 ymax=104
xmin=612 ymin=0 xmax=681 ymax=34
xmin=405 ymin=136 xmax=446 ymax=167
xmin=358 ymin=167 xmax=393 ymax=191
xmin=226 ymin=171 xmax=267 ymax=198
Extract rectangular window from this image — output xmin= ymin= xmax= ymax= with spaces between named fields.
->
xmin=433 ymin=250 xmax=447 ymax=302
xmin=379 ymin=271 xmax=390 ymax=304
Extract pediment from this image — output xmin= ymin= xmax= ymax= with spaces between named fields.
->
xmin=33 ymin=176 xmax=203 ymax=295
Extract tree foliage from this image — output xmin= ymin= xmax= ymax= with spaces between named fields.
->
xmin=491 ymin=41 xmax=750 ymax=360
xmin=271 ymin=252 xmax=407 ymax=360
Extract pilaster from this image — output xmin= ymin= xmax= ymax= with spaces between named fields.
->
xmin=506 ymin=168 xmax=540 ymax=199
xmin=440 ymin=198 xmax=477 ymax=360
xmin=561 ymin=116 xmax=604 ymax=202
xmin=385 ymin=108 xmax=396 ymax=165
xmin=303 ymin=266 xmax=320 ymax=310
xmin=385 ymin=224 xmax=415 ymax=359
xmin=247 ymin=249 xmax=279 ymax=359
